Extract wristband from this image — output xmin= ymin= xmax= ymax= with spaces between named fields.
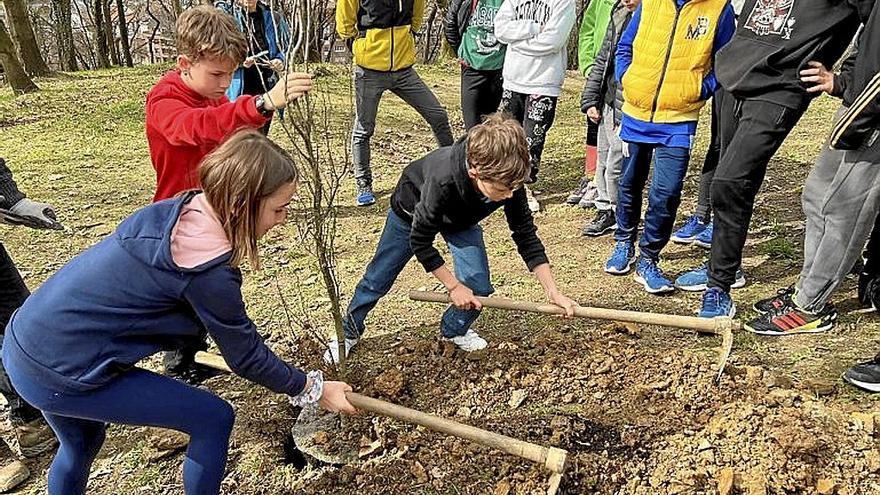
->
xmin=290 ymin=370 xmax=324 ymax=407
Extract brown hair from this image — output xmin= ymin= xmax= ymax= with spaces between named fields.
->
xmin=175 ymin=5 xmax=247 ymax=65
xmin=199 ymin=129 xmax=299 ymax=270
xmin=466 ymin=113 xmax=531 ymax=189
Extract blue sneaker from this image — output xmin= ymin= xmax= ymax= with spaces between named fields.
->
xmin=605 ymin=240 xmax=636 ymax=275
xmin=693 ymin=221 xmax=714 ymax=249
xmin=634 ymin=257 xmax=675 ymax=294
xmin=671 ymin=215 xmax=709 ymax=244
xmin=355 ymin=180 xmax=376 ymax=206
xmin=699 ymin=287 xmax=736 ymax=318
xmin=675 ymin=263 xmax=746 ymax=292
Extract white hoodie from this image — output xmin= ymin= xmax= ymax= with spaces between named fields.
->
xmin=494 ymin=0 xmax=576 ymax=97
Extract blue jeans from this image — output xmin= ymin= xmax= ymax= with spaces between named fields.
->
xmin=4 ymin=335 xmax=234 ymax=495
xmin=615 ymin=143 xmax=690 ymax=261
xmin=344 ymin=210 xmax=494 ymax=339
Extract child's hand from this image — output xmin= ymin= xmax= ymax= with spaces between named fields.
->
xmin=243 ymin=58 xmax=256 ymax=69
xmin=449 ymin=283 xmax=482 ymax=311
xmin=547 ymin=290 xmax=578 ymax=318
xmin=800 ymin=61 xmax=834 ymax=94
xmin=319 ymin=381 xmax=358 ymax=414
xmin=268 ymin=59 xmax=284 ymax=72
xmin=587 ymin=107 xmax=601 ymax=123
xmin=263 ymin=72 xmax=314 ymax=111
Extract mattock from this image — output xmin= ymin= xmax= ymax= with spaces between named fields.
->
xmin=408 ymin=291 xmax=740 ymax=385
xmin=193 ymin=352 xmax=570 ymax=495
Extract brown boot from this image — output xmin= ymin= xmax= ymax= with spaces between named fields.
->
xmin=0 ymin=459 xmax=29 ymax=493
xmin=12 ymin=418 xmax=57 ymax=458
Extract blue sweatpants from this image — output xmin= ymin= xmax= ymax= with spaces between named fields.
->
xmin=5 ymin=357 xmax=234 ymax=495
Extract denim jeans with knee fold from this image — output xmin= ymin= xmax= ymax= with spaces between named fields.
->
xmin=344 ymin=210 xmax=494 ymax=339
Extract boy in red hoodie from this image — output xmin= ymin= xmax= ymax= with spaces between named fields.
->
xmin=145 ymin=5 xmax=312 ymax=202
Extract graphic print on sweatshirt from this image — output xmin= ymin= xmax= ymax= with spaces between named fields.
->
xmin=469 ymin=2 xmax=503 ymax=54
xmin=743 ymin=0 xmax=797 ymax=39
xmin=513 ymin=0 xmax=552 ymax=26
xmin=685 ymin=16 xmax=712 ymax=40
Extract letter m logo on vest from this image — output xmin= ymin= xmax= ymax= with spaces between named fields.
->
xmin=685 ymin=16 xmax=711 ymax=39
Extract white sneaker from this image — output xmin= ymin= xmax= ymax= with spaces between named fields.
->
xmin=577 ymin=181 xmax=599 ymax=208
xmin=445 ymin=329 xmax=488 ymax=352
xmin=322 ymin=337 xmax=359 ymax=365
xmin=525 ymin=185 xmax=540 ymax=213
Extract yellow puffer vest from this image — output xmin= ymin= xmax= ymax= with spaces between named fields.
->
xmin=622 ymin=0 xmax=727 ymax=123
xmin=337 ymin=0 xmax=425 ymax=72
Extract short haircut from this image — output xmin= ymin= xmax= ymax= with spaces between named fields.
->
xmin=466 ymin=113 xmax=531 ymax=190
xmin=175 ymin=6 xmax=247 ymax=65
xmin=199 ymin=130 xmax=299 ymax=270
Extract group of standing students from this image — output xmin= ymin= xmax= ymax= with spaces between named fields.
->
xmin=1 ymin=0 xmax=880 ymax=494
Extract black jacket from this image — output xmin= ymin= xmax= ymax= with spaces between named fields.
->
xmin=830 ymin=2 xmax=880 ymax=152
xmin=390 ymin=138 xmax=549 ymax=273
xmin=716 ymin=0 xmax=871 ymax=109
xmin=580 ymin=1 xmax=628 ymax=126
xmin=0 ymin=159 xmax=24 ymax=209
xmin=444 ymin=0 xmax=473 ymax=52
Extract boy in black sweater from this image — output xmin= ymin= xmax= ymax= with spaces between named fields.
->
xmin=326 ymin=114 xmax=577 ymax=363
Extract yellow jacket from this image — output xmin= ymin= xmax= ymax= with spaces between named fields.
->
xmin=336 ymin=0 xmax=426 ymax=72
xmin=621 ymin=0 xmax=728 ymax=123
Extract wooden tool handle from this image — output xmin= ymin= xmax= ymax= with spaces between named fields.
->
xmin=193 ymin=352 xmax=567 ymax=473
xmin=345 ymin=392 xmax=568 ymax=474
xmin=408 ymin=290 xmax=740 ymax=334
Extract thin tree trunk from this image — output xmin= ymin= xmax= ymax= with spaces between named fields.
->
xmin=93 ymin=0 xmax=110 ymax=68
xmin=2 ymin=0 xmax=50 ymax=76
xmin=53 ymin=0 xmax=77 ymax=70
xmin=0 ymin=19 xmax=38 ymax=94
xmin=114 ymin=0 xmax=132 ymax=66
xmin=102 ymin=0 xmax=119 ymax=65
xmin=170 ymin=0 xmax=183 ymax=18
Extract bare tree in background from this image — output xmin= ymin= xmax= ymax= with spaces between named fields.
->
xmin=92 ymin=0 xmax=110 ymax=67
xmin=2 ymin=0 xmax=50 ymax=75
xmin=115 ymin=0 xmax=133 ymax=66
xmin=0 ymin=18 xmax=38 ymax=93
xmin=52 ymin=0 xmax=78 ymax=70
xmin=102 ymin=0 xmax=120 ymax=65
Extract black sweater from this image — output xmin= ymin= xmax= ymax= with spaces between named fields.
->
xmin=390 ymin=138 xmax=549 ymax=273
xmin=716 ymin=0 xmax=870 ymax=109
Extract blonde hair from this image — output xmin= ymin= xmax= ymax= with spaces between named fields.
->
xmin=176 ymin=6 xmax=247 ymax=65
xmin=199 ymin=130 xmax=299 ymax=270
xmin=466 ymin=113 xmax=531 ymax=189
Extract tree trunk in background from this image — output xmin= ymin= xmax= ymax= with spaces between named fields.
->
xmin=115 ymin=0 xmax=133 ymax=66
xmin=102 ymin=0 xmax=119 ymax=65
xmin=53 ymin=0 xmax=78 ymax=71
xmin=2 ymin=0 xmax=50 ymax=76
xmin=0 ymin=19 xmax=38 ymax=94
xmin=170 ymin=0 xmax=183 ymax=18
xmin=93 ymin=0 xmax=110 ymax=68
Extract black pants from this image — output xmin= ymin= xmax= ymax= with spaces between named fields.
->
xmin=242 ymin=66 xmax=275 ymax=135
xmin=0 ymin=242 xmax=42 ymax=424
xmin=695 ymin=88 xmax=735 ymax=220
xmin=865 ymin=212 xmax=880 ymax=276
xmin=586 ymin=118 xmax=598 ymax=147
xmin=707 ymin=97 xmax=808 ymax=291
xmin=460 ymin=67 xmax=503 ymax=130
xmin=499 ymin=89 xmax=558 ymax=183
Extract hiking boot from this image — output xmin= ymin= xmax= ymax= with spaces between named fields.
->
xmin=582 ymin=209 xmax=616 ymax=237
xmin=577 ymin=181 xmax=599 ymax=208
xmin=566 ymin=177 xmax=591 ymax=205
xmin=693 ymin=221 xmax=714 ymax=249
xmin=699 ymin=287 xmax=736 ymax=318
xmin=605 ymin=240 xmax=636 ymax=275
xmin=674 ymin=263 xmax=746 ymax=292
xmin=744 ymin=300 xmax=838 ymax=336
xmin=12 ymin=417 xmax=57 ymax=458
xmin=355 ymin=180 xmax=376 ymax=207
xmin=0 ymin=460 xmax=29 ymax=493
xmin=323 ymin=337 xmax=360 ymax=365
xmin=671 ymin=215 xmax=709 ymax=244
xmin=445 ymin=329 xmax=487 ymax=352
xmin=525 ymin=185 xmax=540 ymax=213
xmin=634 ymin=257 xmax=674 ymax=294
xmin=753 ymin=285 xmax=795 ymax=313
xmin=844 ymin=354 xmax=880 ymax=393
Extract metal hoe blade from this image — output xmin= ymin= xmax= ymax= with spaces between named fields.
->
xmin=290 ymin=403 xmax=359 ymax=465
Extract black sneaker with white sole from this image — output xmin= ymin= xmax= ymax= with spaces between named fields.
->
xmin=753 ymin=285 xmax=795 ymax=313
xmin=582 ymin=209 xmax=616 ymax=237
xmin=844 ymin=354 xmax=880 ymax=393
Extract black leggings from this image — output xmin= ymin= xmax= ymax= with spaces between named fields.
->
xmin=499 ymin=89 xmax=558 ymax=183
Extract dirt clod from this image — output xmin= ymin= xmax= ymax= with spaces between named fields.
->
xmin=374 ymin=369 xmax=406 ymax=399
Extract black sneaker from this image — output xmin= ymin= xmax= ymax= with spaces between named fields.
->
xmin=753 ymin=285 xmax=795 ymax=313
xmin=858 ymin=271 xmax=880 ymax=308
xmin=844 ymin=354 xmax=880 ymax=392
xmin=744 ymin=300 xmax=838 ymax=336
xmin=582 ymin=209 xmax=616 ymax=237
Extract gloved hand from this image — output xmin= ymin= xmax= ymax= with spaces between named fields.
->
xmin=0 ymin=196 xmax=64 ymax=230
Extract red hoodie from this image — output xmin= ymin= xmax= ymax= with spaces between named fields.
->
xmin=145 ymin=70 xmax=270 ymax=202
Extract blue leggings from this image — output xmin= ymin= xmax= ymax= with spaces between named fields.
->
xmin=7 ymin=365 xmax=234 ymax=495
